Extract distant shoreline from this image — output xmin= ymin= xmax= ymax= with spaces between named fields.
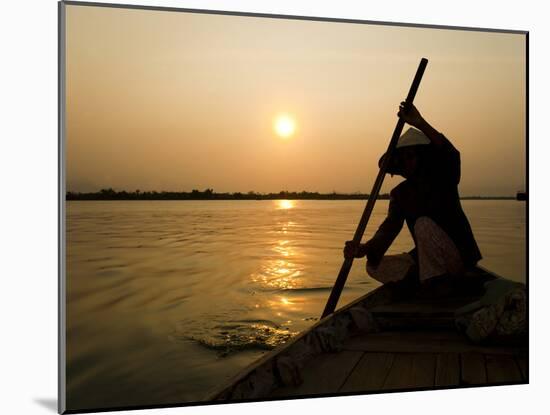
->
xmin=66 ymin=189 xmax=517 ymax=201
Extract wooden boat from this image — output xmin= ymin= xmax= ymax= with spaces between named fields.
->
xmin=207 ymin=266 xmax=527 ymax=401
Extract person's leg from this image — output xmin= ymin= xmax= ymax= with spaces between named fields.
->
xmin=366 ymin=253 xmax=416 ymax=284
xmin=412 ymin=216 xmax=467 ymax=298
xmin=414 ymin=216 xmax=464 ymax=282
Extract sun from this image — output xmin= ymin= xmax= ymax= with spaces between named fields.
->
xmin=274 ymin=114 xmax=296 ymax=139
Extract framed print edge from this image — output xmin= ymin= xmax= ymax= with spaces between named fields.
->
xmin=58 ymin=1 xmax=67 ymax=413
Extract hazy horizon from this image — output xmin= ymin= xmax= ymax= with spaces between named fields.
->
xmin=65 ymin=5 xmax=526 ymax=196
xmin=65 ymin=187 xmax=519 ymax=198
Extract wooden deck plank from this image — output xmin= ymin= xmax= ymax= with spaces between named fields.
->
xmin=381 ymin=353 xmax=436 ymax=390
xmin=339 ymin=353 xmax=394 ymax=393
xmin=375 ymin=317 xmax=455 ymax=330
xmin=344 ymin=331 xmax=525 ymax=355
xmin=371 ymin=297 xmax=476 ymax=317
xmin=370 ymin=298 xmax=478 ymax=330
xmin=460 ymin=352 xmax=487 ymax=385
xmin=381 ymin=354 xmax=414 ymax=390
xmin=515 ymin=356 xmax=528 ymax=381
xmin=395 ymin=295 xmax=480 ymax=306
xmin=485 ymin=354 xmax=523 ymax=384
xmin=269 ymin=351 xmax=363 ymax=398
xmin=411 ymin=353 xmax=437 ymax=388
xmin=435 ymin=353 xmax=460 ymax=387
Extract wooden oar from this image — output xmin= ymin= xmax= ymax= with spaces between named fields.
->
xmin=321 ymin=58 xmax=429 ymax=318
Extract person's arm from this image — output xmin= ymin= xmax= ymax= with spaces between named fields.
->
xmin=398 ymin=102 xmax=461 ymax=184
xmin=397 ymin=102 xmax=445 ymax=147
xmin=344 ymin=189 xmax=405 ymax=266
xmin=363 ymin=190 xmax=405 ymax=266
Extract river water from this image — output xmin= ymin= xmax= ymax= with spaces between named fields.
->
xmin=65 ymin=199 xmax=526 ymax=410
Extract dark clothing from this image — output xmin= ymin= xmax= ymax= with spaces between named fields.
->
xmin=364 ymin=133 xmax=482 ymax=268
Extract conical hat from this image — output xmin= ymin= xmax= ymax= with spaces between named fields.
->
xmin=396 ymin=127 xmax=431 ymax=148
xmin=378 ymin=128 xmax=431 ymax=175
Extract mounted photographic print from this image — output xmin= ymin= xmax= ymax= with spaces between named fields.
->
xmin=59 ymin=1 xmax=528 ymax=413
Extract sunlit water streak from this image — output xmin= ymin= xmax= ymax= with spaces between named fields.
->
xmin=66 ymin=199 xmax=525 ymax=410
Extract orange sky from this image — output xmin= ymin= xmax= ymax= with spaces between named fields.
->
xmin=65 ymin=4 xmax=526 ymax=196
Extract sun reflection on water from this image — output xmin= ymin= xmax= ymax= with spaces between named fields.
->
xmin=267 ymin=295 xmax=304 ymax=314
xmin=280 ymin=297 xmax=291 ymax=305
xmin=250 ymin=257 xmax=302 ymax=290
xmin=276 ymin=200 xmax=295 ymax=210
xmin=249 ymin=205 xmax=310 ymax=318
xmin=250 ymin=227 xmax=305 ymax=290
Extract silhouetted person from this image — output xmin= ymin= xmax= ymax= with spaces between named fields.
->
xmin=344 ymin=103 xmax=481 ymax=295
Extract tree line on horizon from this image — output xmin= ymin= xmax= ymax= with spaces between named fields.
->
xmin=65 ymin=188 xmax=514 ymax=201
xmin=66 ymin=188 xmax=388 ymax=200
